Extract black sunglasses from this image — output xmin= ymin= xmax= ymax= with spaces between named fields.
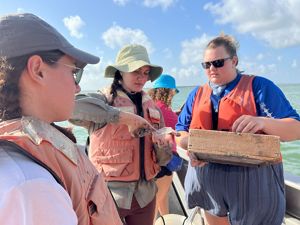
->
xmin=201 ymin=56 xmax=232 ymax=69
xmin=49 ymin=60 xmax=83 ymax=85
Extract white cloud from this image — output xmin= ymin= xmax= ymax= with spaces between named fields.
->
xmin=63 ymin=15 xmax=85 ymax=39
xmin=162 ymin=48 xmax=173 ymax=59
xmin=143 ymin=0 xmax=176 ymax=10
xmin=113 ymin=0 xmax=130 ymax=6
xmin=195 ymin=25 xmax=202 ymax=31
xmin=80 ymin=61 xmax=113 ymax=91
xmin=204 ymin=0 xmax=300 ymax=48
xmin=170 ymin=65 xmax=207 ymax=86
xmin=292 ymin=59 xmax=297 ymax=68
xmin=239 ymin=60 xmax=277 ymax=76
xmin=180 ymin=33 xmax=213 ymax=65
xmin=173 ymin=65 xmax=201 ymax=78
xmin=256 ymin=53 xmax=264 ymax=60
xmin=17 ymin=8 xmax=24 ymax=13
xmin=277 ymin=56 xmax=282 ymax=61
xmin=102 ymin=24 xmax=154 ymax=53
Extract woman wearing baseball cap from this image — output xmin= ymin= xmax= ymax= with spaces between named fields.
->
xmin=0 ymin=13 xmax=122 ymax=225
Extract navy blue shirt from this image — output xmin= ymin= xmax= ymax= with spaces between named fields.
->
xmin=176 ymin=74 xmax=300 ymax=132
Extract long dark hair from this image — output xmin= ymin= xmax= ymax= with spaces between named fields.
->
xmin=0 ymin=50 xmax=64 ymax=121
xmin=108 ymin=70 xmax=123 ymax=105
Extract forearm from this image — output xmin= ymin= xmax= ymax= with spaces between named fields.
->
xmin=262 ymin=117 xmax=300 ymax=141
xmin=118 ymin=111 xmax=138 ymax=125
xmin=70 ymin=93 xmax=120 ymax=127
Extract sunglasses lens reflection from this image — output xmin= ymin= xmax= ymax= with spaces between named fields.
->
xmin=202 ymin=59 xmax=225 ymax=69
xmin=75 ymin=69 xmax=83 ymax=85
xmin=201 ymin=57 xmax=231 ymax=69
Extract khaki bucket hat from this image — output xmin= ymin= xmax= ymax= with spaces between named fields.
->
xmin=104 ymin=44 xmax=163 ymax=82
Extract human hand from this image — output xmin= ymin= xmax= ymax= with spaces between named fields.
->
xmin=152 ymin=128 xmax=180 ymax=166
xmin=152 ymin=129 xmax=174 ymax=148
xmin=152 ymin=127 xmax=180 ymax=146
xmin=232 ymin=115 xmax=265 ymax=133
xmin=187 ymin=151 xmax=207 ymax=167
xmin=119 ymin=111 xmax=155 ymax=138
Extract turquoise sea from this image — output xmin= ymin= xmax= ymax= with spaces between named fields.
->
xmin=68 ymin=84 xmax=300 ymax=176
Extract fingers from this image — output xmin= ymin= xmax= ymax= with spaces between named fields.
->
xmin=188 ymin=152 xmax=207 ymax=167
xmin=152 ymin=134 xmax=173 ymax=148
xmin=128 ymin=117 xmax=156 ymax=137
xmin=232 ymin=115 xmax=263 ymax=133
xmin=132 ymin=127 xmax=153 ymax=138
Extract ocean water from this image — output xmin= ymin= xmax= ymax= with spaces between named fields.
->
xmin=68 ymin=84 xmax=300 ymax=176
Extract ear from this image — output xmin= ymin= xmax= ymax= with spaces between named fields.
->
xmin=232 ymin=55 xmax=238 ymax=67
xmin=26 ymin=55 xmax=47 ymax=84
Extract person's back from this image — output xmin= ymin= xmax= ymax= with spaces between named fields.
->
xmin=148 ymin=74 xmax=180 ymax=218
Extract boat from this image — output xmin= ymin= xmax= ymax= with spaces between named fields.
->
xmin=162 ymin=146 xmax=300 ymax=225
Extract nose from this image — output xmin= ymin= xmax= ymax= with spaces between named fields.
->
xmin=138 ymin=72 xmax=149 ymax=80
xmin=75 ymin=84 xmax=81 ymax=93
xmin=209 ymin=63 xmax=217 ymax=70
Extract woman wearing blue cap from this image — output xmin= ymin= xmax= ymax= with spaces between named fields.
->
xmin=148 ymin=74 xmax=181 ymax=218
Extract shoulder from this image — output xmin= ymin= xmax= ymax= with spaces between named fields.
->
xmin=0 ymin=148 xmax=77 ymax=224
xmin=190 ymin=86 xmax=201 ymax=95
xmin=252 ymin=75 xmax=277 ymax=88
xmin=251 ymin=75 xmax=284 ymax=97
xmin=75 ymin=90 xmax=109 ymax=102
xmin=186 ymin=86 xmax=201 ymax=104
xmin=0 ymin=147 xmax=57 ymax=189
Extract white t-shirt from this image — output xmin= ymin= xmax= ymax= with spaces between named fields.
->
xmin=0 ymin=148 xmax=78 ymax=225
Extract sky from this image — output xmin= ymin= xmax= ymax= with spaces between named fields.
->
xmin=1 ymin=0 xmax=300 ymax=90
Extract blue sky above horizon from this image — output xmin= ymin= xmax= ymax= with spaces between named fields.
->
xmin=1 ymin=0 xmax=300 ymax=90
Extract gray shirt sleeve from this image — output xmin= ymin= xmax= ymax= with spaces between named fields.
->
xmin=69 ymin=92 xmax=120 ymax=131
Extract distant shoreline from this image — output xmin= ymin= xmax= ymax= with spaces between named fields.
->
xmin=81 ymin=83 xmax=300 ymax=93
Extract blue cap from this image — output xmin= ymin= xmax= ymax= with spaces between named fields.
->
xmin=153 ymin=74 xmax=179 ymax=93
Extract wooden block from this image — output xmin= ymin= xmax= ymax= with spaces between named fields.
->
xmin=188 ymin=129 xmax=281 ymax=166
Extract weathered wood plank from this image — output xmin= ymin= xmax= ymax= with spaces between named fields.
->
xmin=188 ymin=129 xmax=281 ymax=166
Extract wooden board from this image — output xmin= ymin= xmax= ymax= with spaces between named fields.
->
xmin=188 ymin=129 xmax=281 ymax=166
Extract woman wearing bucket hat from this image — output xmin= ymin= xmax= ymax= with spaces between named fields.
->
xmin=148 ymin=74 xmax=182 ymax=218
xmin=0 ymin=13 xmax=122 ymax=225
xmin=84 ymin=44 xmax=173 ymax=225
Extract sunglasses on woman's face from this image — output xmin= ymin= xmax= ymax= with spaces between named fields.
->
xmin=49 ymin=60 xmax=83 ymax=85
xmin=201 ymin=56 xmax=232 ymax=69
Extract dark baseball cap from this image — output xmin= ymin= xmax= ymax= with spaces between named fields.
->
xmin=0 ymin=13 xmax=99 ymax=67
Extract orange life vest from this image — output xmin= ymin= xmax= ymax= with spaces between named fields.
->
xmin=0 ymin=117 xmax=122 ymax=225
xmin=190 ymin=75 xmax=257 ymax=130
xmin=89 ymin=90 xmax=161 ymax=182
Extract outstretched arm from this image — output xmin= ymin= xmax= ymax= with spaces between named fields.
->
xmin=69 ymin=93 xmax=154 ymax=137
xmin=118 ymin=111 xmax=155 ymax=137
xmin=232 ymin=115 xmax=300 ymax=141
